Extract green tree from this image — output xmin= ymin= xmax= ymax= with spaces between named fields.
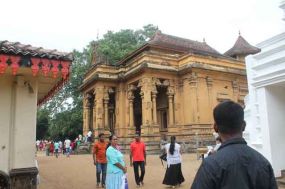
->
xmin=97 ymin=24 xmax=158 ymax=65
xmin=36 ymin=108 xmax=50 ymax=140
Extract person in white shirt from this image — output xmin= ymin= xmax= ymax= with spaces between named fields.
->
xmin=36 ymin=140 xmax=40 ymax=151
xmin=64 ymin=138 xmax=71 ymax=157
xmin=162 ymin=136 xmax=185 ymax=188
xmin=87 ymin=131 xmax=92 ymax=143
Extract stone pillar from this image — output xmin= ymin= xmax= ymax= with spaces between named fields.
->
xmin=128 ymin=90 xmax=135 ymax=128
xmin=138 ymin=78 xmax=152 ymax=135
xmin=167 ymin=85 xmax=175 ymax=126
xmin=232 ymin=80 xmax=239 ymax=102
xmin=189 ymin=73 xmax=199 ymax=123
xmin=152 ymin=90 xmax=158 ymax=124
xmin=92 ymin=90 xmax=97 ymax=132
xmin=115 ymin=83 xmax=126 ymax=137
xmin=206 ymin=77 xmax=214 ymax=114
xmin=95 ymin=87 xmax=104 ymax=133
xmin=83 ymin=94 xmax=90 ymax=135
xmin=103 ymin=89 xmax=109 ymax=129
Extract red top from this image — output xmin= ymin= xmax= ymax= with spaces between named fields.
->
xmin=130 ymin=141 xmax=146 ymax=162
xmin=93 ymin=141 xmax=108 ymax=163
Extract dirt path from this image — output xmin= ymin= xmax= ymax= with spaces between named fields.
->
xmin=37 ymin=153 xmax=201 ymax=189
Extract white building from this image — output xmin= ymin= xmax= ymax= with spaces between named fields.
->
xmin=244 ymin=2 xmax=285 ymax=177
xmin=0 ymin=41 xmax=72 ymax=188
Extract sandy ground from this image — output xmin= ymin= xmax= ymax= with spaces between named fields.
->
xmin=37 ymin=152 xmax=201 ymax=189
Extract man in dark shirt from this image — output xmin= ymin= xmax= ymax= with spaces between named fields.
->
xmin=191 ymin=100 xmax=277 ymax=189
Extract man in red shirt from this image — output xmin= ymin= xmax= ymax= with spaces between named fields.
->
xmin=130 ymin=133 xmax=146 ymax=187
xmin=93 ymin=133 xmax=108 ymax=188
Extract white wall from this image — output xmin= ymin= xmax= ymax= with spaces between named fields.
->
xmin=0 ymin=76 xmax=13 ymax=174
xmin=12 ymin=76 xmax=38 ymax=169
xmin=0 ymin=75 xmax=38 ymax=174
xmin=266 ymin=86 xmax=285 ymax=177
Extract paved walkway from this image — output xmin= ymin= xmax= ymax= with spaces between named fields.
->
xmin=37 ymin=153 xmax=201 ymax=189
xmin=37 ymin=152 xmax=284 ymax=189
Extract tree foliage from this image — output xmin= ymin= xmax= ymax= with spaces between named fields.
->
xmin=36 ymin=24 xmax=158 ymax=140
xmin=97 ymin=24 xmax=158 ymax=65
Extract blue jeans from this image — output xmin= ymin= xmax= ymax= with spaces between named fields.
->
xmin=65 ymin=148 xmax=70 ymax=157
xmin=96 ymin=163 xmax=107 ymax=185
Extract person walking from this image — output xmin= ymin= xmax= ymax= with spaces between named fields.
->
xmin=54 ymin=141 xmax=60 ymax=158
xmin=64 ymin=138 xmax=71 ymax=157
xmin=49 ymin=141 xmax=54 ymax=156
xmin=130 ymin=133 xmax=146 ymax=188
xmin=45 ymin=140 xmax=50 ymax=156
xmin=106 ymin=135 xmax=127 ymax=189
xmin=191 ymin=100 xmax=278 ymax=189
xmin=162 ymin=136 xmax=184 ymax=188
xmin=93 ymin=133 xmax=108 ymax=188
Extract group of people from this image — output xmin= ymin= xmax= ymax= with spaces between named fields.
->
xmin=36 ymin=138 xmax=80 ymax=158
xmin=92 ymin=100 xmax=278 ymax=189
xmin=92 ymin=132 xmax=184 ymax=188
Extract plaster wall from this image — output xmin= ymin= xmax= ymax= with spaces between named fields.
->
xmin=266 ymin=86 xmax=285 ymax=177
xmin=0 ymin=76 xmax=13 ymax=174
xmin=12 ymin=76 xmax=38 ymax=169
xmin=0 ymin=75 xmax=38 ymax=173
xmin=245 ymin=32 xmax=285 ymax=177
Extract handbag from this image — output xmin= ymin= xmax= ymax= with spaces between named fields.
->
xmin=120 ymin=174 xmax=128 ymax=189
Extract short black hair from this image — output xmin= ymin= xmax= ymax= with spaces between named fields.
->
xmin=213 ymin=100 xmax=244 ymax=134
xmin=98 ymin=133 xmax=104 ymax=138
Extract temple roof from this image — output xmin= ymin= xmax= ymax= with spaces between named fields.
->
xmin=224 ymin=35 xmax=261 ymax=57
xmin=0 ymin=40 xmax=73 ymax=61
xmin=117 ymin=31 xmax=227 ymax=65
xmin=148 ymin=31 xmax=222 ymax=56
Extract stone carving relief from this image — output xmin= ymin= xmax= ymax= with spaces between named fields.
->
xmin=189 ymin=72 xmax=198 ymax=87
xmin=167 ymin=86 xmax=175 ymax=96
xmin=232 ymin=80 xmax=239 ymax=93
xmin=206 ymin=76 xmax=213 ymax=87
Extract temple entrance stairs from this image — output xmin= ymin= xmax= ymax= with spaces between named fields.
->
xmin=277 ymin=170 xmax=285 ymax=188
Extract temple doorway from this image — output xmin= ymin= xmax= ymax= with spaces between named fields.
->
xmin=156 ymin=87 xmax=168 ymax=131
xmin=108 ymin=92 xmax=116 ymax=134
xmin=134 ymin=88 xmax=142 ymax=134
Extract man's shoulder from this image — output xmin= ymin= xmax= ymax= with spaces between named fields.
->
xmin=245 ymin=145 xmax=272 ymax=165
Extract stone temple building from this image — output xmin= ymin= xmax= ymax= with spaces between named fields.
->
xmin=80 ymin=31 xmax=259 ymax=148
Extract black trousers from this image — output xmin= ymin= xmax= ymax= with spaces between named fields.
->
xmin=133 ymin=161 xmax=145 ymax=185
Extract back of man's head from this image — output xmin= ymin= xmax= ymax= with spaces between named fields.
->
xmin=213 ymin=100 xmax=244 ymax=134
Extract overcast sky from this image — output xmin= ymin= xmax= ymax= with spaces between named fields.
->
xmin=0 ymin=0 xmax=284 ymax=53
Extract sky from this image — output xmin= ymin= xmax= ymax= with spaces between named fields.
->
xmin=0 ymin=0 xmax=284 ymax=54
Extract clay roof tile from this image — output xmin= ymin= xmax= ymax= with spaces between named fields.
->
xmin=224 ymin=35 xmax=261 ymax=57
xmin=0 ymin=40 xmax=73 ymax=61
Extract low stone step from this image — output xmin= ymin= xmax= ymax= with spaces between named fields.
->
xmin=277 ymin=177 xmax=285 ymax=187
xmin=282 ymin=170 xmax=285 ymax=177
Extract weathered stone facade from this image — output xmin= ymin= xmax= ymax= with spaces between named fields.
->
xmin=80 ymin=32 xmax=255 ymax=145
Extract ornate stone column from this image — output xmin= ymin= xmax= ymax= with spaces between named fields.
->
xmin=232 ymin=80 xmax=239 ymax=102
xmin=151 ymin=78 xmax=160 ymax=125
xmin=83 ymin=93 xmax=91 ymax=135
xmin=92 ymin=90 xmax=97 ymax=131
xmin=103 ymin=88 xmax=110 ymax=129
xmin=95 ymin=87 xmax=104 ymax=132
xmin=83 ymin=94 xmax=89 ymax=135
xmin=167 ymin=85 xmax=175 ymax=126
xmin=138 ymin=78 xmax=153 ymax=136
xmin=206 ymin=76 xmax=214 ymax=112
xmin=151 ymin=90 xmax=158 ymax=124
xmin=189 ymin=72 xmax=199 ymax=123
xmin=127 ymin=89 xmax=135 ymax=128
